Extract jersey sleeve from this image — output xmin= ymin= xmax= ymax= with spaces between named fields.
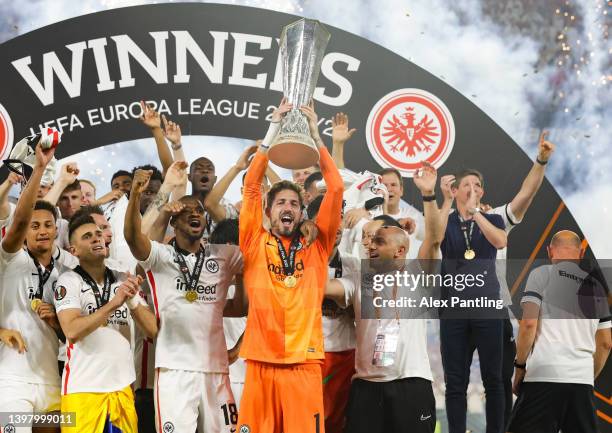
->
xmin=54 ymin=272 xmax=84 ymax=313
xmin=521 ymin=266 xmax=548 ymax=307
xmin=138 ymin=240 xmax=165 ymax=270
xmin=598 ymin=316 xmax=612 ymax=330
xmin=314 ymin=146 xmax=344 ymax=255
xmin=0 ymin=242 xmax=27 ymax=268
xmin=337 ymin=272 xmax=358 ymax=307
xmin=228 ymin=246 xmax=244 ymax=275
xmin=55 ymin=246 xmax=79 ymax=270
xmin=0 ymin=202 xmax=15 ymax=237
xmin=239 ymin=151 xmax=267 ymax=253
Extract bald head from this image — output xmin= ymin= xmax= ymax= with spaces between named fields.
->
xmin=369 ymin=225 xmax=410 ymax=260
xmin=550 ymin=230 xmax=581 ymax=248
xmin=548 ymin=230 xmax=582 ymax=262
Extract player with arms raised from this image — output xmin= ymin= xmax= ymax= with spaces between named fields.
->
xmin=236 ymin=99 xmax=344 ymax=433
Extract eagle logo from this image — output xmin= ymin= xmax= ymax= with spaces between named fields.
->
xmin=382 ymin=106 xmax=439 ymax=157
xmin=366 ymin=88 xmax=455 ymax=177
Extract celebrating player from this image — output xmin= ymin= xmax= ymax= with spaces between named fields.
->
xmin=236 ymin=99 xmax=343 ymax=433
xmin=54 ymin=213 xmax=157 ymax=433
xmin=124 ymin=169 xmax=243 ymax=433
xmin=0 ymin=141 xmax=71 ymax=433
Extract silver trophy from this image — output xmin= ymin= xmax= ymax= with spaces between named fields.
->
xmin=268 ymin=19 xmax=331 ymax=169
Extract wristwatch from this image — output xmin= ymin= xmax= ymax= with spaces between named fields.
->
xmin=513 ymin=359 xmax=526 ymax=369
xmin=468 ymin=206 xmax=481 ymax=215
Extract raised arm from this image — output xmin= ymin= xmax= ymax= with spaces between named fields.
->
xmin=127 ymin=275 xmax=158 ymax=339
xmin=439 ymin=174 xmax=455 ymax=218
xmin=140 ymin=101 xmax=174 ymax=175
xmin=0 ymin=172 xmax=20 ymax=220
xmin=508 ymin=131 xmax=555 ymax=222
xmin=43 ymin=162 xmax=79 ymax=206
xmin=141 ymin=161 xmax=188 ymax=235
xmin=331 ymin=112 xmax=356 ymax=170
xmin=239 ymin=100 xmax=289 ymax=250
xmin=161 ymin=114 xmax=188 ymax=199
xmin=3 ymin=142 xmax=55 ymax=253
xmin=205 ymin=145 xmax=257 ymax=222
xmin=415 ymin=163 xmax=443 ymax=265
xmin=124 ymin=169 xmax=153 ymax=261
xmin=147 ymin=201 xmax=185 ymax=242
xmin=467 ymin=184 xmax=506 ymax=249
xmin=300 ymin=103 xmax=344 ymax=253
xmin=58 ymin=277 xmax=134 ymax=343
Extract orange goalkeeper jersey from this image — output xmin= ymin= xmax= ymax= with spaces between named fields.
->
xmin=239 ymin=146 xmax=343 ymax=364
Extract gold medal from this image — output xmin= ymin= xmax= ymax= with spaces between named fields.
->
xmin=464 ymin=249 xmax=476 ymax=260
xmin=185 ymin=291 xmax=198 ymax=302
xmin=31 ymin=298 xmax=42 ymax=312
xmin=284 ymin=275 xmax=297 ymax=288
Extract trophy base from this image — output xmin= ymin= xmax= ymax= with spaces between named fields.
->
xmin=268 ymin=135 xmax=320 ymax=169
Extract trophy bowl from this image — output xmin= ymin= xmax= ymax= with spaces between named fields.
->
xmin=269 ymin=18 xmax=330 ymax=169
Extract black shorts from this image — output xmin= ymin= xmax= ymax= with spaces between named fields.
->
xmin=344 ymin=377 xmax=436 ymax=433
xmin=507 ymin=381 xmax=597 ymax=433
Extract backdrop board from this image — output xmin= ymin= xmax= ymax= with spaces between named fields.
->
xmin=0 ymin=2 xmax=609 ymax=426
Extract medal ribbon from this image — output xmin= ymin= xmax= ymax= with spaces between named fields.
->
xmin=27 ymin=250 xmax=54 ymax=300
xmin=73 ymin=265 xmax=116 ymax=309
xmin=171 ymin=238 xmax=205 ymax=293
xmin=273 ymin=232 xmax=302 ymax=278
xmin=458 ymin=215 xmax=475 ymax=255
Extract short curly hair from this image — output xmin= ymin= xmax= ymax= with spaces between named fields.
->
xmin=266 ymin=180 xmax=303 ymax=211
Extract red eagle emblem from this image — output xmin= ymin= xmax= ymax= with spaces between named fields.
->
xmin=382 ymin=106 xmax=439 ymax=157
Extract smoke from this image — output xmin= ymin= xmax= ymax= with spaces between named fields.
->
xmin=1 ymin=0 xmax=610 ymax=257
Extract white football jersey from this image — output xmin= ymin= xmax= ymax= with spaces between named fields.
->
xmin=0 ymin=245 xmax=75 ymax=386
xmin=54 ymin=263 xmax=144 ymax=394
xmin=140 ymin=241 xmax=242 ymax=373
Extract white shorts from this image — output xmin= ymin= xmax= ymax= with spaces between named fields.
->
xmin=230 ymin=382 xmax=244 ymax=410
xmin=154 ymin=368 xmax=236 ymax=433
xmin=0 ymin=379 xmax=60 ymax=433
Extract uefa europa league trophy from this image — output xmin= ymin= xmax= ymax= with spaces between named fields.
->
xmin=268 ymin=18 xmax=331 ymax=169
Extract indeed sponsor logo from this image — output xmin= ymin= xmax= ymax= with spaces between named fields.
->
xmin=174 ymin=277 xmax=217 ymax=295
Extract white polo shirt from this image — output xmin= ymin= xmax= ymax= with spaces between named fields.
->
xmin=54 ymin=263 xmax=144 ymax=394
xmin=140 ymin=241 xmax=242 ymax=373
xmin=522 ymin=261 xmax=611 ymax=386
xmin=337 ymin=259 xmax=433 ymax=382
xmin=0 ymin=245 xmax=75 ymax=386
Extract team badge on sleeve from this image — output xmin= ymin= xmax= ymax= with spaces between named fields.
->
xmin=206 ymin=259 xmax=219 ymax=273
xmin=54 ymin=285 xmax=67 ymax=301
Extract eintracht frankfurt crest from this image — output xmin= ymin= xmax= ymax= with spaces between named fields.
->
xmin=366 ymin=88 xmax=455 ymax=177
xmin=0 ymin=102 xmax=14 ymax=162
